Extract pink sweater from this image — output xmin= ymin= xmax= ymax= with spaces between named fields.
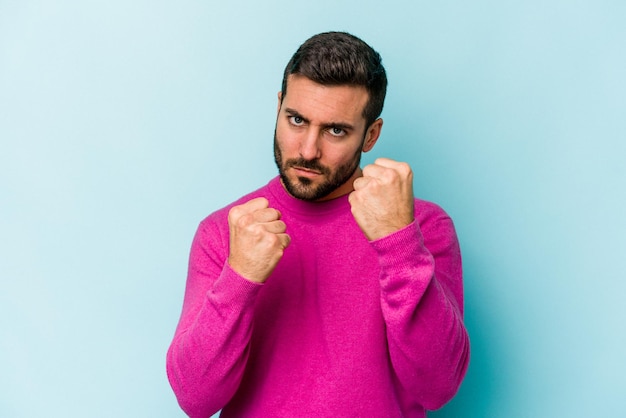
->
xmin=167 ymin=177 xmax=469 ymax=417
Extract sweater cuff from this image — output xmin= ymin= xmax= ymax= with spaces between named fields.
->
xmin=369 ymin=221 xmax=433 ymax=273
xmin=211 ymin=263 xmax=263 ymax=311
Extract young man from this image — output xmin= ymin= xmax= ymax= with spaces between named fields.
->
xmin=167 ymin=32 xmax=469 ymax=417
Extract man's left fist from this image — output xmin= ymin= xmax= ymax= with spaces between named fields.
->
xmin=349 ymin=158 xmax=415 ymax=241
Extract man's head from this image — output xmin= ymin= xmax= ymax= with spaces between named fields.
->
xmin=274 ymin=32 xmax=387 ymax=202
xmin=280 ymin=32 xmax=387 ymax=129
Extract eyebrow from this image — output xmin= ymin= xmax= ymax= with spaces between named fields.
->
xmin=284 ymin=107 xmax=356 ymax=132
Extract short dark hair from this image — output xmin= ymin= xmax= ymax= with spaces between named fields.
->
xmin=281 ymin=31 xmax=387 ymax=128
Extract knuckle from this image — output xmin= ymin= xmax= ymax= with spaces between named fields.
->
xmin=381 ymin=168 xmax=397 ymax=183
xmin=266 ymin=233 xmax=280 ymax=248
xmin=228 ymin=206 xmax=242 ymax=223
xmin=237 ymin=212 xmax=256 ymax=229
xmin=398 ymin=162 xmax=411 ymax=175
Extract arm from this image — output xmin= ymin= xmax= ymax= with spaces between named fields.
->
xmin=166 ymin=219 xmax=260 ymax=417
xmin=372 ymin=210 xmax=469 ymax=410
xmin=350 ymin=158 xmax=469 ymax=410
xmin=166 ymin=198 xmax=290 ymax=417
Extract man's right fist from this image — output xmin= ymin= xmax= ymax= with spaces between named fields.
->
xmin=227 ymin=197 xmax=290 ymax=283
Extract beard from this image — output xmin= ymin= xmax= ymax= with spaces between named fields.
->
xmin=273 ymin=131 xmax=362 ymax=201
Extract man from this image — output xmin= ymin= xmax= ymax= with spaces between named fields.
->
xmin=167 ymin=32 xmax=469 ymax=417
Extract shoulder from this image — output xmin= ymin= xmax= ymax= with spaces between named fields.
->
xmin=197 ymin=180 xmax=275 ymax=232
xmin=188 ymin=181 xmax=275 ymax=258
xmin=413 ymin=198 xmax=459 ymax=245
xmin=414 ymin=198 xmax=452 ymax=225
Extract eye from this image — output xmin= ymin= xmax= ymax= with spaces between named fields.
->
xmin=289 ymin=116 xmax=304 ymax=126
xmin=328 ymin=127 xmax=346 ymax=137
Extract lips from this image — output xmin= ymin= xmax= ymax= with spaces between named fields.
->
xmin=285 ymin=158 xmax=329 ymax=178
xmin=292 ymin=166 xmax=322 ymax=177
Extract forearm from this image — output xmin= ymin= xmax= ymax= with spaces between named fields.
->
xmin=167 ymin=264 xmax=260 ymax=417
xmin=373 ymin=220 xmax=470 ymax=410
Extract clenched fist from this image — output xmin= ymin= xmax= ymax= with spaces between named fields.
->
xmin=349 ymin=158 xmax=415 ymax=241
xmin=227 ymin=197 xmax=291 ymax=283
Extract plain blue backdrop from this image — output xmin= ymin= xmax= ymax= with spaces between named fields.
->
xmin=1 ymin=1 xmax=624 ymax=417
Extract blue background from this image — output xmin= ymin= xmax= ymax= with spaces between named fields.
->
xmin=1 ymin=1 xmax=624 ymax=417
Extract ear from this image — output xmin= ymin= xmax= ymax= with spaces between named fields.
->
xmin=362 ymin=118 xmax=383 ymax=152
xmin=277 ymin=91 xmax=283 ymax=115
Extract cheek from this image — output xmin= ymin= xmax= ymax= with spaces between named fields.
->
xmin=275 ymin=135 xmax=291 ymax=158
xmin=324 ymin=143 xmax=361 ymax=166
xmin=275 ymin=124 xmax=301 ymax=155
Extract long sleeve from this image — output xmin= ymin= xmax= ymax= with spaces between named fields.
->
xmin=370 ymin=204 xmax=470 ymax=412
xmin=166 ymin=218 xmax=262 ymax=417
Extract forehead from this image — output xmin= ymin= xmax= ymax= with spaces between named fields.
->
xmin=283 ymin=75 xmax=369 ymax=127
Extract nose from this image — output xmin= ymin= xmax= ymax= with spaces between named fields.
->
xmin=299 ymin=128 xmax=322 ymax=160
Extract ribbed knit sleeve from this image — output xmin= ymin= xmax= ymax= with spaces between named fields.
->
xmin=166 ymin=217 xmax=262 ymax=418
xmin=370 ymin=205 xmax=470 ymax=412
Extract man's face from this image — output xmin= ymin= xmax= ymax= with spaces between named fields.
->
xmin=274 ymin=75 xmax=380 ymax=201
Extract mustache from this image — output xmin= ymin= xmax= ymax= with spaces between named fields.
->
xmin=285 ymin=158 xmax=330 ymax=175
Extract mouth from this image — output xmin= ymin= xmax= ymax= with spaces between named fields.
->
xmin=292 ymin=166 xmax=322 ymax=178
